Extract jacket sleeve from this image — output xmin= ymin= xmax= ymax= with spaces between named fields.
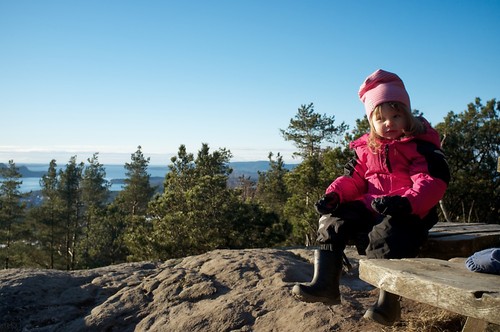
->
xmin=325 ymin=151 xmax=368 ymax=203
xmin=402 ymin=140 xmax=450 ymax=217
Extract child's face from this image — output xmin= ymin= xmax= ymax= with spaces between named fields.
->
xmin=371 ymin=103 xmax=407 ymax=140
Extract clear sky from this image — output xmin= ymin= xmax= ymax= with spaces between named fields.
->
xmin=1 ymin=0 xmax=499 ymax=166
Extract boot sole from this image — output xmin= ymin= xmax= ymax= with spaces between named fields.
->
xmin=292 ymin=286 xmax=341 ymax=305
xmin=363 ymin=308 xmax=400 ymax=326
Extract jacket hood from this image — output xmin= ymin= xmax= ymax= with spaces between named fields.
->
xmin=415 ymin=117 xmax=442 ymax=148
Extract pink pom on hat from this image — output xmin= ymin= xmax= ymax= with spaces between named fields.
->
xmin=358 ymin=69 xmax=411 ymax=119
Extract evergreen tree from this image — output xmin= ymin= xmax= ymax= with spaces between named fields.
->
xmin=280 ymin=104 xmax=349 ymax=245
xmin=57 ymin=156 xmax=84 ymax=270
xmin=36 ymin=159 xmax=64 ymax=268
xmin=435 ymin=98 xmax=499 ymax=223
xmin=235 ymin=175 xmax=256 ymax=202
xmin=255 ymin=152 xmax=290 ymax=218
xmin=117 ymin=146 xmax=156 ymax=261
xmin=143 ymin=144 xmax=233 ymax=259
xmin=280 ymin=103 xmax=348 ymax=158
xmin=143 ymin=144 xmax=287 ymax=260
xmin=82 ymin=202 xmax=129 ymax=267
xmin=346 ymin=116 xmax=370 ymax=142
xmin=135 ymin=145 xmax=195 ymax=260
xmin=164 ymin=144 xmax=196 ymax=194
xmin=77 ymin=153 xmax=111 ymax=268
xmin=117 ymin=146 xmax=156 ymax=216
xmin=0 ymin=160 xmax=26 ymax=268
xmin=283 ymin=156 xmax=325 ymax=244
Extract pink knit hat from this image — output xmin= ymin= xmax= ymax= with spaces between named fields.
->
xmin=358 ymin=69 xmax=411 ymax=119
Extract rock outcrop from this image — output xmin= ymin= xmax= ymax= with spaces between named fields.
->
xmin=0 ymin=248 xmax=443 ymax=332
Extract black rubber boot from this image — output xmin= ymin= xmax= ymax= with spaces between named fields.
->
xmin=292 ymin=249 xmax=343 ymax=305
xmin=363 ymin=289 xmax=401 ymax=326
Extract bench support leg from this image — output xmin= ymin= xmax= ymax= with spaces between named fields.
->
xmin=462 ymin=317 xmax=488 ymax=332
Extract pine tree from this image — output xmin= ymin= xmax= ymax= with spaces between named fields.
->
xmin=144 ymin=144 xmax=234 ymax=259
xmin=115 ymin=146 xmax=156 ymax=261
xmin=435 ymin=98 xmax=500 ymax=223
xmin=142 ymin=144 xmax=289 ymax=260
xmin=118 ymin=146 xmax=156 ymax=216
xmin=0 ymin=160 xmax=26 ymax=268
xmin=255 ymin=152 xmax=289 ymax=218
xmin=236 ymin=175 xmax=256 ymax=202
xmin=57 ymin=156 xmax=84 ymax=270
xmin=37 ymin=159 xmax=63 ymax=268
xmin=280 ymin=103 xmax=348 ymax=158
xmin=77 ymin=153 xmax=111 ymax=268
xmin=280 ymin=103 xmax=349 ymax=245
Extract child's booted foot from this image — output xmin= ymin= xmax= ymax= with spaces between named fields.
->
xmin=363 ymin=290 xmax=401 ymax=326
xmin=291 ymin=249 xmax=343 ymax=305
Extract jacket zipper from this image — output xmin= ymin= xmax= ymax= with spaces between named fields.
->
xmin=385 ymin=144 xmax=392 ymax=173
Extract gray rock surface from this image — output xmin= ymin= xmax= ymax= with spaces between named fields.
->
xmin=0 ymin=248 xmax=424 ymax=331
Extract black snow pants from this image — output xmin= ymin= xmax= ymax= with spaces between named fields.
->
xmin=319 ymin=200 xmax=438 ymax=259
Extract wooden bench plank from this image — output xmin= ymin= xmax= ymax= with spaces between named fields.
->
xmin=429 ymin=223 xmax=500 ymax=236
xmin=421 ymin=222 xmax=500 ymax=260
xmin=358 ymin=258 xmax=500 ymax=325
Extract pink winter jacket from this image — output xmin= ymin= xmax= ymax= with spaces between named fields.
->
xmin=325 ymin=118 xmax=450 ymax=219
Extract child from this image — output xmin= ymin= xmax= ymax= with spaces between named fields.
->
xmin=292 ymin=69 xmax=450 ymax=326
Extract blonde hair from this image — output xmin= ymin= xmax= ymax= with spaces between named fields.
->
xmin=368 ymin=102 xmax=426 ymax=152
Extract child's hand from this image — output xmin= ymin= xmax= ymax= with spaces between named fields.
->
xmin=371 ymin=195 xmax=412 ymax=217
xmin=315 ymin=192 xmax=340 ymax=215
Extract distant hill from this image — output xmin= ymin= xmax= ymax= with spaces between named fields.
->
xmin=110 ymin=161 xmax=298 ymax=189
xmin=1 ymin=161 xmax=297 ymax=180
xmin=228 ymin=161 xmax=297 ymax=181
xmin=229 ymin=161 xmax=274 ymax=173
xmin=1 ymin=161 xmax=298 ymax=194
xmin=6 ymin=161 xmax=299 ymax=203
xmin=0 ymin=163 xmax=46 ymax=178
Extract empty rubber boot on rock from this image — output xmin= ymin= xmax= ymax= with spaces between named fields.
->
xmin=292 ymin=249 xmax=342 ymax=305
xmin=363 ymin=289 xmax=401 ymax=326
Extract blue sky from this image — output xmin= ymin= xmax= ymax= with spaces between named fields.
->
xmin=1 ymin=0 xmax=499 ymax=165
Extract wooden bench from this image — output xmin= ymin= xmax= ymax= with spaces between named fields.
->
xmin=420 ymin=222 xmax=500 ymax=260
xmin=359 ymin=258 xmax=500 ymax=331
xmin=358 ymin=222 xmax=500 ymax=332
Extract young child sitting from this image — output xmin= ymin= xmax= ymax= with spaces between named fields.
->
xmin=292 ymin=69 xmax=450 ymax=326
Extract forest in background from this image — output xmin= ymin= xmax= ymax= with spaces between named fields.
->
xmin=0 ymin=98 xmax=498 ymax=270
